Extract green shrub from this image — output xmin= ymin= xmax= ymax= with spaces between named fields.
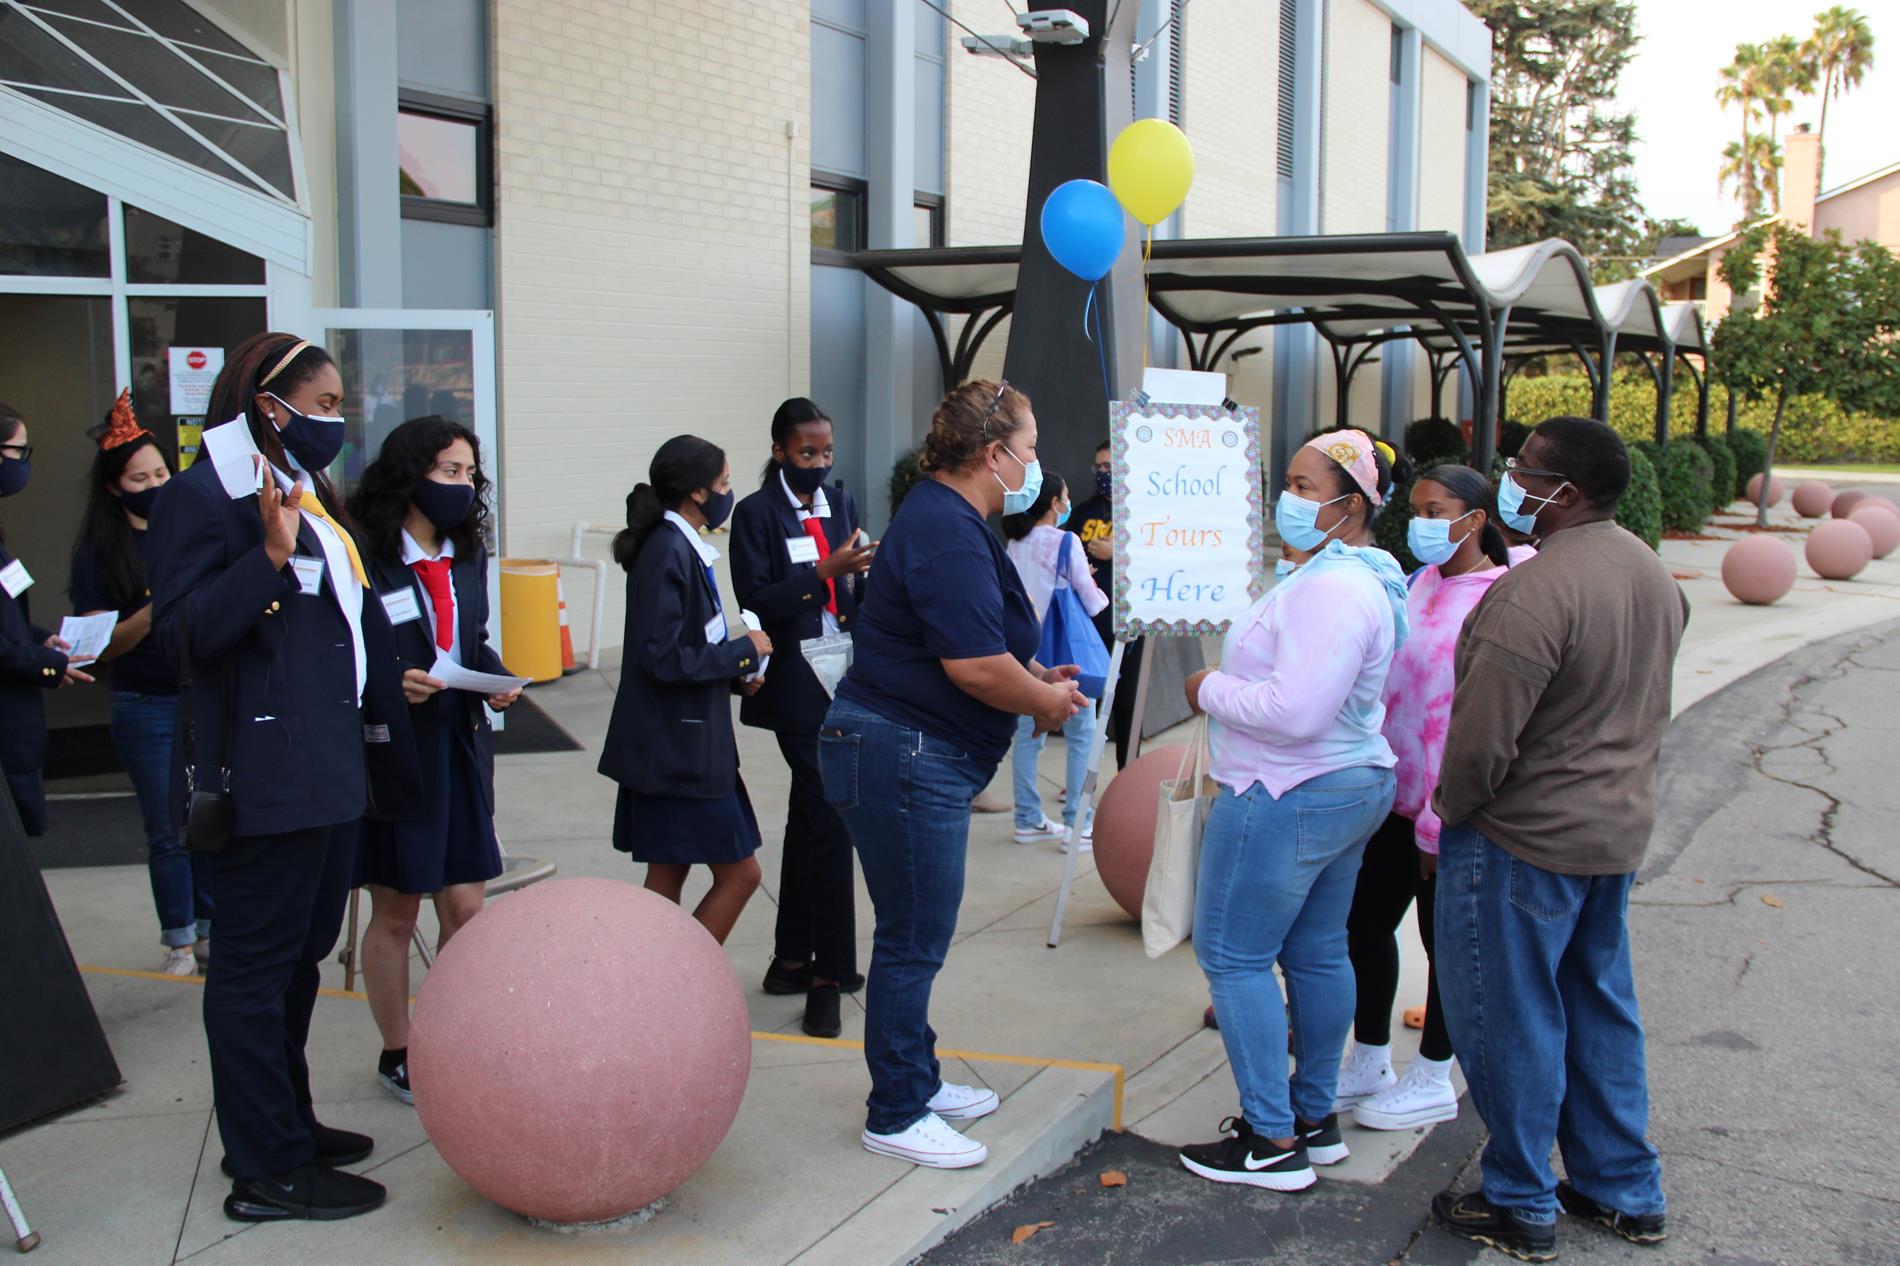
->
xmin=1629 ymin=437 xmax=1662 ymax=469
xmin=1659 ymin=441 xmax=1713 ymax=533
xmin=889 ymin=447 xmax=925 ymax=516
xmin=1617 ymin=446 xmax=1662 ymax=551
xmin=1727 ymin=427 xmax=1768 ymax=496
xmin=1497 ymin=420 xmax=1531 ymax=458
xmin=1404 ymin=417 xmax=1468 ymax=466
xmin=1694 ymin=434 xmax=1738 ymax=515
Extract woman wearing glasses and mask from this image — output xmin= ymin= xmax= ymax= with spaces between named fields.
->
xmin=819 ymin=380 xmax=1085 ymax=1171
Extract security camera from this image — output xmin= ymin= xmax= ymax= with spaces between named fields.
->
xmin=1016 ymin=9 xmax=1090 ymax=45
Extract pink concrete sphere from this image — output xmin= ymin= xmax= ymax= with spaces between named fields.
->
xmin=1744 ymin=473 xmax=1784 ymax=507
xmin=1804 ymin=518 xmax=1874 ymax=580
xmin=1720 ymin=535 xmax=1798 ymax=605
xmin=410 ymin=878 xmax=751 ymax=1224
xmin=1790 ymin=481 xmax=1834 ymax=518
xmin=1831 ymin=489 xmax=1870 ymax=520
xmin=1848 ymin=503 xmax=1900 ymax=559
xmin=1091 ymin=745 xmax=1186 ymax=920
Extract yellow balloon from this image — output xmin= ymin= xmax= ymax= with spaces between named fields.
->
xmin=1107 ymin=119 xmax=1195 ymax=226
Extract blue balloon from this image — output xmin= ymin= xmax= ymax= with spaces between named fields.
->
xmin=1039 ymin=179 xmax=1125 ymax=282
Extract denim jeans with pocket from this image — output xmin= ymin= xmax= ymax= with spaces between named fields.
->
xmin=1435 ymin=822 xmax=1665 ymax=1223
xmin=1009 ymin=705 xmax=1097 ymax=833
xmin=111 ymin=691 xmax=212 ymax=947
xmin=819 ymin=697 xmax=992 ymax=1135
xmin=1193 ymin=766 xmax=1395 ymax=1138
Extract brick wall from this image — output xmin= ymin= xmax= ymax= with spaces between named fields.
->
xmin=944 ymin=0 xmax=1037 ymax=248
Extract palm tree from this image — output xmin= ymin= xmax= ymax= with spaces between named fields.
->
xmin=1719 ymin=135 xmax=1782 ymax=218
xmin=1802 ymin=6 xmax=1877 ymax=180
xmin=1759 ymin=34 xmax=1812 ymax=148
xmin=1716 ymin=43 xmax=1767 ymax=220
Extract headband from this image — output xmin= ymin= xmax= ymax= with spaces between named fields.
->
xmin=99 ymin=388 xmax=151 ymax=450
xmin=258 ymin=339 xmax=311 ymax=388
xmin=1304 ymin=428 xmax=1386 ymax=506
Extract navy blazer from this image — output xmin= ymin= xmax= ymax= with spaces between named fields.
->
xmin=0 ymin=542 xmax=68 ymax=777
xmin=148 ymin=464 xmax=421 ymax=838
xmin=597 ymin=522 xmax=758 ymax=798
xmin=364 ymin=545 xmax=508 ymax=814
xmin=728 ymin=479 xmax=860 ymax=734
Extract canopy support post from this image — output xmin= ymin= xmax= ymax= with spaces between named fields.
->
xmin=1473 ymin=303 xmax=1510 ymax=473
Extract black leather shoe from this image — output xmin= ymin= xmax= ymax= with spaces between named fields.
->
xmin=1557 ymin=1180 xmax=1667 ymax=1245
xmin=1432 ymin=1189 xmax=1557 ymax=1262
xmin=222 ymin=1125 xmax=373 ymax=1179
xmin=802 ymin=984 xmax=843 ymax=1038
xmin=764 ymin=959 xmax=865 ymax=996
xmin=224 ymin=1163 xmax=386 ymax=1223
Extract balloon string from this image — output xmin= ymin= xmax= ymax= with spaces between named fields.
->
xmin=1142 ymin=224 xmax=1154 ymax=375
xmin=1091 ymin=279 xmax=1110 ymax=403
xmin=1083 ymin=282 xmax=1095 ymax=343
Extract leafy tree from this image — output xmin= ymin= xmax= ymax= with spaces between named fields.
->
xmin=1802 ymin=6 xmax=1877 ymax=181
xmin=1716 ymin=42 xmax=1769 ymax=222
xmin=1719 ymin=134 xmax=1780 ymax=219
xmin=1759 ymin=34 xmax=1814 ymax=152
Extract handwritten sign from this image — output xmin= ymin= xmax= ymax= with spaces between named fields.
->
xmin=1113 ymin=400 xmax=1263 ymax=637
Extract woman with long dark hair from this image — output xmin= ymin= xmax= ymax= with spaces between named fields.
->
xmin=729 ymin=398 xmax=876 ymax=1037
xmin=1 ymin=400 xmax=92 ymax=837
xmin=346 ymin=415 xmax=517 ymax=1106
xmin=70 ymin=390 xmax=208 ymax=974
xmin=598 ymin=435 xmax=772 ymax=943
xmin=148 ymin=332 xmax=419 ymax=1224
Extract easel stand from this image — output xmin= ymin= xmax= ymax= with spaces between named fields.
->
xmin=1047 ymin=637 xmax=1153 ymax=947
xmin=0 ymin=1165 xmax=39 ymax=1252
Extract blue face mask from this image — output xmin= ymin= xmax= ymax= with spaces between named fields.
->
xmin=1407 ymin=510 xmax=1478 ymax=567
xmin=995 ymin=445 xmax=1043 ymax=516
xmin=1273 ymin=557 xmax=1298 ymax=580
xmin=1274 ymin=490 xmax=1351 ymax=552
xmin=1055 ymin=501 xmax=1071 ymax=528
xmin=1497 ymin=472 xmax=1568 ymax=535
xmin=267 ymin=392 xmax=345 ymax=473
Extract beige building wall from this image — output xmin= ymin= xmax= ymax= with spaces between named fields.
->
xmin=1814 ymin=169 xmax=1900 ymax=252
xmin=1413 ymin=44 xmax=1470 ymax=417
xmin=289 ymin=0 xmax=339 ymax=309
xmin=492 ymin=0 xmax=812 ymax=648
xmin=1321 ymin=0 xmax=1390 ymax=237
xmin=1181 ymin=2 xmax=1278 ymax=240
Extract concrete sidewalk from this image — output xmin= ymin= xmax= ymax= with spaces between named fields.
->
xmin=8 ymin=486 xmax=1899 ymax=1265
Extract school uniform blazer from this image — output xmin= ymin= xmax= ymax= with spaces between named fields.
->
xmin=148 ymin=464 xmax=421 ymax=838
xmin=0 ymin=542 xmax=68 ymax=778
xmin=728 ymin=480 xmax=860 ymax=734
xmin=364 ymin=547 xmax=508 ymax=813
xmin=597 ymin=524 xmax=759 ymax=798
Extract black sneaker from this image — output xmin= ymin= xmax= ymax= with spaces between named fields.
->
xmin=1178 ymin=1116 xmax=1316 ymax=1191
xmin=1557 ymin=1181 xmax=1667 ymax=1245
xmin=803 ymin=984 xmax=843 ymax=1038
xmin=224 ymin=1162 xmax=386 ymax=1223
xmin=222 ymin=1124 xmax=373 ymax=1179
xmin=1431 ymin=1189 xmax=1557 ymax=1262
xmin=764 ymin=960 xmax=866 ymax=996
xmin=378 ymin=1048 xmax=413 ymax=1105
xmin=1295 ymin=1113 xmax=1350 ymax=1166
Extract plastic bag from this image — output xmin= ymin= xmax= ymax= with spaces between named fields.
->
xmin=800 ymin=633 xmax=854 ymax=699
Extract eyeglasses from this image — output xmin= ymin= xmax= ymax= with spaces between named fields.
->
xmin=1503 ymin=455 xmax=1568 ymax=482
xmin=0 ymin=442 xmax=32 ymax=461
xmin=980 ymin=379 xmax=1010 ymax=441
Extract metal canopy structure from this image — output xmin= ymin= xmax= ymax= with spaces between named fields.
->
xmin=855 ymin=232 xmax=1711 ymax=471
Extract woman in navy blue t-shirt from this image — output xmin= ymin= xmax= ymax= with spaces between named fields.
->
xmin=821 ymin=379 xmax=1084 ymax=1171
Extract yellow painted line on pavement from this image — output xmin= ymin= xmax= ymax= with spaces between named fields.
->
xmin=79 ymin=964 xmax=1126 ymax=1130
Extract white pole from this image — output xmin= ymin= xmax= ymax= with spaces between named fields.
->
xmin=1048 ymin=638 xmax=1128 ymax=948
xmin=0 ymin=1165 xmax=41 ymax=1252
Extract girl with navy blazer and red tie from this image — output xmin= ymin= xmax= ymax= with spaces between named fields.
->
xmin=345 ymin=415 xmax=519 ymax=1107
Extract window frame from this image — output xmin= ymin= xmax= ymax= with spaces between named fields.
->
xmin=912 ymin=192 xmax=944 ymax=249
xmin=397 ymin=88 xmax=492 ymax=228
xmin=810 ymin=170 xmax=866 ymax=264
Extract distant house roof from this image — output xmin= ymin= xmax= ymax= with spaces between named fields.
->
xmin=1641 ymin=159 xmax=1900 ymax=285
xmin=1654 ymin=235 xmax=1712 ymax=260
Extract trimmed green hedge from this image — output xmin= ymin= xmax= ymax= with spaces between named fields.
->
xmin=890 ymin=447 xmax=925 ymax=516
xmin=1618 ymin=447 xmax=1662 ymax=551
xmin=1497 ymin=420 xmax=1531 ymax=459
xmin=1404 ymin=417 xmax=1467 ymax=466
xmin=1659 ymin=441 xmax=1714 ymax=532
xmin=1694 ymin=434 xmax=1738 ymax=515
xmin=1728 ymin=427 xmax=1768 ymax=497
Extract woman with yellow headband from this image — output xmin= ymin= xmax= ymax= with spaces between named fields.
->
xmin=1176 ymin=427 xmax=1412 ymax=1193
xmin=148 ymin=331 xmax=419 ymax=1225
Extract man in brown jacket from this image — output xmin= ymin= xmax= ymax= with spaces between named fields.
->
xmin=1428 ymin=417 xmax=1688 ymax=1262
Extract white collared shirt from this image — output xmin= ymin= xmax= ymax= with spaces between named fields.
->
xmin=779 ymin=471 xmax=840 ymax=636
xmin=400 ymin=529 xmax=460 ymax=666
xmin=664 ymin=510 xmax=727 ymax=642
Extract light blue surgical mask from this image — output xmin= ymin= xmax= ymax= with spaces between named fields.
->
xmin=1273 ymin=557 xmax=1298 ymax=580
xmin=1274 ymin=489 xmax=1351 ymax=552
xmin=1054 ymin=501 xmax=1071 ymax=528
xmin=1407 ymin=509 xmax=1478 ymax=567
xmin=996 ymin=444 xmax=1043 ymax=516
xmin=1497 ymin=472 xmax=1568 ymax=535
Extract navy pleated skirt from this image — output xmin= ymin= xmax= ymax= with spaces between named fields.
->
xmin=356 ymin=724 xmax=501 ymax=893
xmin=612 ymin=774 xmax=761 ymax=865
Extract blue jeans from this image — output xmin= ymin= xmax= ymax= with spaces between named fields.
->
xmin=1194 ymin=767 xmax=1395 ymax=1138
xmin=1435 ymin=823 xmax=1665 ymax=1223
xmin=111 ymin=691 xmax=211 ymax=947
xmin=820 ymin=698 xmax=991 ymax=1135
xmin=1010 ymin=704 xmax=1097 ymax=832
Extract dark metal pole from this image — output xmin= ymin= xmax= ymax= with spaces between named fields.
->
xmin=1593 ymin=330 xmax=1617 ymax=423
xmin=1473 ymin=305 xmax=1509 ymax=472
xmin=1654 ymin=352 xmax=1674 ymax=446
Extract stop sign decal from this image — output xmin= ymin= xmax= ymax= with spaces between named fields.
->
xmin=186 ymin=350 xmax=208 ymax=370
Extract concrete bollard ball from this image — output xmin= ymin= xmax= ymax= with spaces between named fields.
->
xmin=1831 ymin=489 xmax=1870 ymax=520
xmin=1744 ymin=473 xmax=1784 ymax=507
xmin=1804 ymin=518 xmax=1874 ymax=580
xmin=1848 ymin=503 xmax=1900 ymax=559
xmin=1091 ymin=745 xmax=1187 ymax=921
xmin=1790 ymin=481 xmax=1834 ymax=518
xmin=1720 ymin=535 xmax=1798 ymax=605
xmin=410 ymin=878 xmax=751 ymax=1225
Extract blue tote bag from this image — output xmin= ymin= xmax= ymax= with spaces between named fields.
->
xmin=1036 ymin=533 xmax=1111 ymax=700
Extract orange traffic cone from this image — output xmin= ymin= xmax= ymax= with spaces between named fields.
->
xmin=555 ymin=572 xmax=578 ymax=674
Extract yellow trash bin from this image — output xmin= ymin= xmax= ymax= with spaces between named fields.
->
xmin=498 ymin=559 xmax=564 ymax=683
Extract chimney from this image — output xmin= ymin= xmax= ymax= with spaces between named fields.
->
xmin=1783 ymin=124 xmax=1823 ymax=233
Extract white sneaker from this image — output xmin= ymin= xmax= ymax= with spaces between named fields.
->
xmin=1333 ymin=1042 xmax=1396 ymax=1110
xmin=161 ymin=945 xmax=197 ymax=977
xmin=861 ymin=1112 xmax=988 ymax=1168
xmin=1352 ymin=1061 xmax=1458 ymax=1131
xmin=1059 ymin=831 xmax=1093 ymax=854
xmin=1013 ymin=815 xmax=1068 ymax=844
xmin=928 ymin=1080 xmax=999 ymax=1121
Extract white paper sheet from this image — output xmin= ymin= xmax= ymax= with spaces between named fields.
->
xmin=739 ymin=609 xmax=768 ymax=682
xmin=58 ymin=612 xmax=119 ymax=665
xmin=427 ymin=653 xmax=530 ymax=696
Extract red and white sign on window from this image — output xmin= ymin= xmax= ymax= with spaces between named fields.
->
xmin=167 ymin=346 xmax=224 ymax=415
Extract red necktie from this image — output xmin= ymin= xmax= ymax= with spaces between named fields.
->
xmin=802 ymin=517 xmax=838 ymax=615
xmin=410 ymin=557 xmax=454 ymax=652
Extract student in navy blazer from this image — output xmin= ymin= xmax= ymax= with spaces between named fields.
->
xmin=599 ymin=435 xmax=771 ymax=945
xmin=345 ymin=415 xmax=519 ymax=1108
xmin=0 ymin=402 xmax=95 ymax=836
xmin=728 ymin=398 xmax=877 ymax=1038
xmin=147 ymin=334 xmax=418 ymax=1226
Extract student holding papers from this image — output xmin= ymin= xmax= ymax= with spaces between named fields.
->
xmin=344 ymin=415 xmax=519 ymax=1107
xmin=148 ymin=333 xmax=419 ymax=1225
xmin=69 ymin=390 xmax=208 ymax=975
xmin=599 ymin=435 xmax=770 ymax=945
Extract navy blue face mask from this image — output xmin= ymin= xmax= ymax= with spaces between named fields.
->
xmin=0 ymin=456 xmax=29 ymax=498
xmin=266 ymin=392 xmax=346 ymax=472
xmin=412 ymin=479 xmax=476 ymax=531
xmin=700 ymin=486 xmax=736 ymax=531
xmin=782 ymin=462 xmax=831 ymax=496
xmin=119 ymin=484 xmax=164 ymax=520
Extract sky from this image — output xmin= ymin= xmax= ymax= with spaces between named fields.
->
xmin=1616 ymin=0 xmax=1898 ymax=238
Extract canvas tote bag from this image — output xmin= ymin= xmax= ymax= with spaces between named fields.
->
xmin=1141 ymin=718 xmax=1215 ymax=959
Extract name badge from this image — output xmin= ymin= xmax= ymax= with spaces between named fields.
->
xmin=363 ymin=724 xmax=391 ymax=743
xmin=0 ymin=558 xmax=32 ymax=599
xmin=381 ymin=587 xmax=422 ymax=624
xmin=290 ymin=556 xmax=324 ymax=596
xmin=785 ymin=535 xmax=821 ymax=565
xmin=704 ymin=613 xmax=728 ymax=645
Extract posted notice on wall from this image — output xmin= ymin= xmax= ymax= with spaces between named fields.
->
xmin=168 ymin=346 xmax=223 ymax=415
xmin=1112 ymin=399 xmax=1263 ymax=638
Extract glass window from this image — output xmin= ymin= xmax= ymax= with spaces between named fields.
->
xmin=40 ymin=15 xmax=270 ymax=122
xmin=912 ymin=201 xmax=942 ymax=249
xmin=398 ymin=110 xmax=479 ymax=203
xmin=811 ymin=183 xmax=862 ymax=253
xmin=124 ymin=203 xmax=265 ymax=284
xmin=124 ymin=0 xmax=258 ymax=61
xmin=16 ymin=88 xmax=254 ymax=188
xmin=181 ymin=112 xmax=296 ymax=199
xmin=18 ymin=1 xmax=135 ymax=26
xmin=127 ymin=295 xmax=268 ymax=444
xmin=325 ymin=327 xmax=479 ymax=494
xmin=0 ymin=152 xmax=109 ymax=277
xmin=0 ymin=6 xmax=121 ymax=94
xmin=197 ymin=50 xmax=283 ymax=123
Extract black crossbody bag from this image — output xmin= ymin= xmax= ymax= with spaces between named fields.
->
xmin=177 ymin=605 xmax=237 ymax=855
